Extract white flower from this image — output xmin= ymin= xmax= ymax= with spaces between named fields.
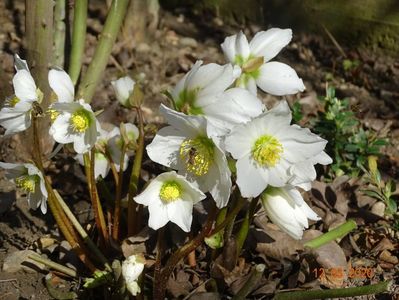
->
xmin=108 ymin=122 xmax=139 ymax=165
xmin=49 ymin=99 xmax=100 ymax=153
xmin=0 ymin=56 xmax=39 ymax=135
xmin=134 ymin=171 xmax=206 ymax=232
xmin=225 ymin=101 xmax=328 ymax=198
xmin=75 ymin=151 xmax=110 ymax=180
xmin=111 ymin=76 xmax=135 ymax=107
xmin=261 ymin=186 xmax=320 ymax=239
xmin=0 ymin=162 xmax=47 ymax=214
xmin=221 ymin=29 xmax=305 ymax=96
xmin=147 ymin=105 xmax=232 ymax=208
xmin=171 ymin=60 xmax=263 ymax=135
xmin=48 ymin=69 xmax=75 ymax=103
xmin=121 ymin=254 xmax=145 ymax=296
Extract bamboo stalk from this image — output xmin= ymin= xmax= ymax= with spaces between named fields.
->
xmin=68 ymin=0 xmax=88 ymax=84
xmin=77 ymin=0 xmax=130 ymax=103
xmin=53 ymin=0 xmax=66 ymax=67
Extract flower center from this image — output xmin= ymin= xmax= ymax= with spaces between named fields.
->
xmin=180 ymin=136 xmax=214 ymax=176
xmin=252 ymin=135 xmax=283 ymax=167
xmin=159 ymin=181 xmax=182 ymax=203
xmin=15 ymin=175 xmax=38 ymax=193
xmin=176 ymin=89 xmax=203 ymax=115
xmin=70 ymin=109 xmax=91 ymax=133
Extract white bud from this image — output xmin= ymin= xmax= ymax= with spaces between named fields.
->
xmin=111 ymin=76 xmax=135 ymax=107
xmin=121 ymin=254 xmax=145 ymax=296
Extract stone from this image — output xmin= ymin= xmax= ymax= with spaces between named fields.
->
xmin=3 ymin=250 xmax=46 ymax=273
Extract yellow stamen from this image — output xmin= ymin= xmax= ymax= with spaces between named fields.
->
xmin=8 ymin=96 xmax=20 ymax=107
xmin=70 ymin=109 xmax=91 ymax=133
xmin=252 ymin=135 xmax=283 ymax=167
xmin=15 ymin=175 xmax=38 ymax=193
xmin=179 ymin=136 xmax=214 ymax=176
xmin=159 ymin=181 xmax=182 ymax=203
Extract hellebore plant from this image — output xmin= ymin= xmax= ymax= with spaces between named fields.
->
xmin=0 ymin=24 xmax=365 ymax=300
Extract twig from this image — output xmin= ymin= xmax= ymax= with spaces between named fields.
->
xmin=28 ymin=254 xmax=77 ymax=277
xmin=322 ymin=25 xmax=347 ymax=58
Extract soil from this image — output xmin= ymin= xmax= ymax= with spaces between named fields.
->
xmin=0 ymin=1 xmax=398 ymax=299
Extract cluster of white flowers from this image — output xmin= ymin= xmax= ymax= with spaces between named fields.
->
xmin=0 ymin=56 xmax=139 ymax=213
xmin=135 ymin=28 xmax=331 ymax=240
xmin=0 ymin=28 xmax=331 ymax=241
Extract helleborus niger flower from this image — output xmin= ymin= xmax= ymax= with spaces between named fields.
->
xmin=75 ymin=150 xmax=110 ymax=180
xmin=261 ymin=186 xmax=320 ymax=239
xmin=134 ymin=171 xmax=206 ymax=232
xmin=0 ymin=56 xmax=40 ymax=135
xmin=121 ymin=254 xmax=145 ymax=296
xmin=225 ymin=101 xmax=328 ymax=198
xmin=0 ymin=162 xmax=47 ymax=214
xmin=111 ymin=76 xmax=135 ymax=107
xmin=48 ymin=69 xmax=75 ymax=103
xmin=147 ymin=105 xmax=232 ymax=208
xmin=171 ymin=60 xmax=264 ymax=134
xmin=49 ymin=99 xmax=100 ymax=154
xmin=221 ymin=29 xmax=305 ymax=96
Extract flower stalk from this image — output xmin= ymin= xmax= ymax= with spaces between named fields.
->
xmin=112 ymin=142 xmax=128 ymax=240
xmin=77 ymin=0 xmax=130 ymax=103
xmin=84 ymin=151 xmax=109 ymax=246
xmin=68 ymin=0 xmax=88 ymax=85
xmin=304 ymin=219 xmax=357 ymax=249
xmin=127 ymin=107 xmax=145 ymax=236
xmin=235 ymin=197 xmax=259 ymax=257
xmin=53 ymin=0 xmax=66 ymax=67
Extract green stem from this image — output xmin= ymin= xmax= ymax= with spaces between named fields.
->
xmin=53 ymin=190 xmax=111 ymax=272
xmin=235 ymin=197 xmax=258 ymax=256
xmin=127 ymin=107 xmax=145 ymax=236
xmin=28 ymin=254 xmax=77 ymax=277
xmin=232 ymin=264 xmax=265 ymax=300
xmin=112 ymin=143 xmax=128 ymax=240
xmin=77 ymin=0 xmax=130 ymax=103
xmin=68 ymin=0 xmax=88 ymax=85
xmin=53 ymin=0 xmax=66 ymax=67
xmin=274 ymin=281 xmax=392 ymax=300
xmin=153 ymin=204 xmax=217 ymax=300
xmin=304 ymin=220 xmax=357 ymax=249
xmin=84 ymin=151 xmax=109 ymax=246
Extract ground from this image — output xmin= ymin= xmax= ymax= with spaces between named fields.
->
xmin=0 ymin=1 xmax=398 ymax=299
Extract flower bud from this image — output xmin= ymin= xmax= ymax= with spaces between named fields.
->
xmin=121 ymin=254 xmax=145 ymax=296
xmin=111 ymin=76 xmax=135 ymax=107
xmin=261 ymin=186 xmax=320 ymax=240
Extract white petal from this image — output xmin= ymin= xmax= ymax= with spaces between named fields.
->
xmin=74 ymin=133 xmax=90 ymax=154
xmin=50 ymin=113 xmax=74 ymax=144
xmin=49 ymin=69 xmax=75 ymax=103
xmin=221 ymin=34 xmax=238 ymax=63
xmin=209 ymin=148 xmax=232 ymax=207
xmin=236 ymin=154 xmax=268 ymax=198
xmin=249 ymin=28 xmax=292 ymax=62
xmin=134 ymin=179 xmax=163 ymax=206
xmin=160 ymin=104 xmax=205 ymax=137
xmin=94 ymin=152 xmax=110 ymax=179
xmin=235 ymin=31 xmax=251 ymax=61
xmin=0 ymin=162 xmax=27 ymax=179
xmin=167 ymin=200 xmax=193 ymax=232
xmin=201 ymin=88 xmax=264 ymax=131
xmin=187 ymin=63 xmax=236 ymax=96
xmin=148 ymin=200 xmax=169 ymax=231
xmin=299 ymin=200 xmax=321 ymax=221
xmin=256 ymin=62 xmax=305 ymax=96
xmin=146 ymin=126 xmax=186 ymax=169
xmin=13 ymin=70 xmax=37 ymax=102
